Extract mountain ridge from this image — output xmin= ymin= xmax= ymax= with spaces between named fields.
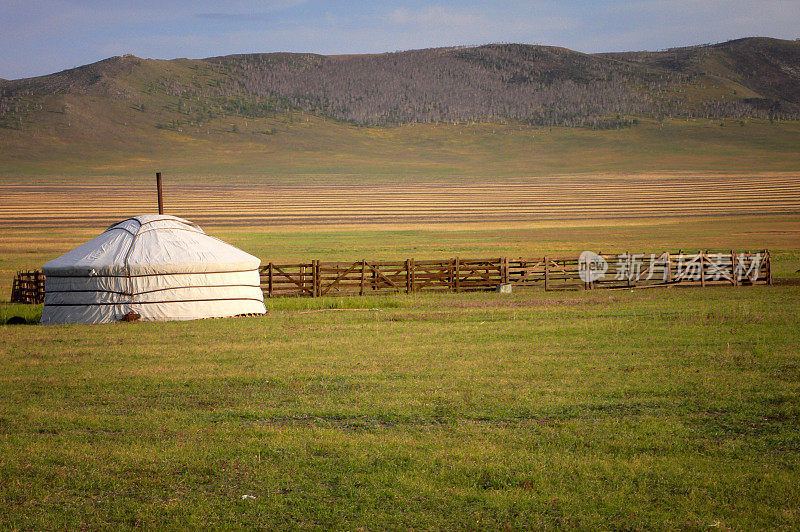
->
xmin=1 ymin=37 xmax=798 ymax=134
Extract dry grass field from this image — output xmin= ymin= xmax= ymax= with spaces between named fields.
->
xmin=1 ymin=172 xmax=799 ymax=229
xmin=3 ymin=118 xmax=800 ymax=179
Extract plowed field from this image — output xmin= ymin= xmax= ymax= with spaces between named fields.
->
xmin=1 ymin=173 xmax=799 ymax=228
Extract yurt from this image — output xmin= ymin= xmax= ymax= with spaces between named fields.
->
xmin=40 ymin=215 xmax=266 ymax=324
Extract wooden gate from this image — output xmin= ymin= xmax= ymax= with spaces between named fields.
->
xmin=10 ymin=270 xmax=46 ymax=304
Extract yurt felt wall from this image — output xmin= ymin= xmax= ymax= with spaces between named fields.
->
xmin=41 ymin=215 xmax=266 ymax=324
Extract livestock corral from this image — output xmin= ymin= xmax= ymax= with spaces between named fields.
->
xmin=260 ymin=251 xmax=771 ymax=297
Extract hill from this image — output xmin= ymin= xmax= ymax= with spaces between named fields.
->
xmin=3 ymin=38 xmax=800 ymax=128
xmin=206 ymin=38 xmax=800 ymax=125
xmin=1 ymin=38 xmax=799 ymax=177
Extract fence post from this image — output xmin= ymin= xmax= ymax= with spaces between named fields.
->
xmin=700 ymin=250 xmax=706 ymax=287
xmin=268 ymin=263 xmax=273 ymax=298
xmin=583 ymin=256 xmax=589 ymax=290
xmin=544 ymin=256 xmax=549 ymax=291
xmin=405 ymin=259 xmax=410 ymax=294
xmin=360 ymin=259 xmax=366 ymax=296
xmin=449 ymin=259 xmax=454 ymax=292
xmin=625 ymin=252 xmax=631 ymax=288
xmin=410 ymin=258 xmax=415 ymax=293
xmin=730 ymin=250 xmax=737 ymax=286
xmin=312 ymin=260 xmax=319 ymax=297
xmin=454 ymin=257 xmax=460 ymax=293
xmin=586 ymin=256 xmax=590 ymax=290
xmin=767 ymin=250 xmax=772 ymax=285
xmin=309 ymin=261 xmax=314 ymax=297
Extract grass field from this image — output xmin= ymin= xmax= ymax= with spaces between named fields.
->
xmin=2 ymin=285 xmax=800 ymax=529
xmin=2 ymin=117 xmax=800 ymax=527
xmin=2 ymin=117 xmax=800 ymax=178
xmin=1 ymin=209 xmax=800 ymax=528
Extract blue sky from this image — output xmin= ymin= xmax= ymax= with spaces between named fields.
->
xmin=2 ymin=0 xmax=799 ymax=80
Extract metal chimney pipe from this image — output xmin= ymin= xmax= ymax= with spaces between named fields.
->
xmin=156 ymin=172 xmax=164 ymax=214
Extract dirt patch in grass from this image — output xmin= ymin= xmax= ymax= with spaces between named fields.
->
xmin=774 ymin=277 xmax=800 ymax=286
xmin=440 ymin=295 xmax=626 ymax=309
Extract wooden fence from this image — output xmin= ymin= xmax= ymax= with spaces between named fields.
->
xmin=260 ymin=250 xmax=771 ymax=297
xmin=7 ymin=250 xmax=771 ymax=303
xmin=10 ymin=270 xmax=45 ymax=304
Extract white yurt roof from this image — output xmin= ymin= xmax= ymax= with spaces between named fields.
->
xmin=44 ymin=214 xmax=259 ymax=276
xmin=41 ymin=215 xmax=266 ymax=324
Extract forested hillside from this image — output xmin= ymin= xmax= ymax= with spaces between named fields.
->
xmin=1 ymin=37 xmax=799 ymax=133
xmin=204 ymin=38 xmax=800 ymax=126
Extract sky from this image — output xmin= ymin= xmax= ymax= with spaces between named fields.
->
xmin=2 ymin=0 xmax=799 ymax=80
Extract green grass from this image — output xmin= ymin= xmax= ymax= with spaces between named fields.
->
xmin=0 ymin=302 xmax=42 ymax=324
xmin=1 ymin=286 xmax=799 ymax=528
xmin=1 ymin=113 xmax=799 ymax=526
xmin=1 ymin=212 xmax=798 ymax=527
